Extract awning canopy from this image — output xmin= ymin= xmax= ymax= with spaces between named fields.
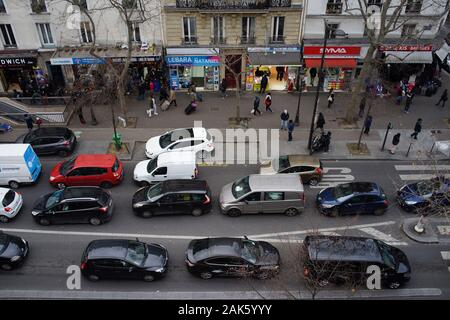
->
xmin=304 ymin=58 xmax=357 ymax=68
xmin=385 ymin=51 xmax=433 ymax=64
xmin=248 ymin=52 xmax=301 ymax=66
xmin=435 ymin=43 xmax=450 ymax=62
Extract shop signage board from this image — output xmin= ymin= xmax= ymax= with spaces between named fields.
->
xmin=248 ymin=47 xmax=301 ymax=53
xmin=165 ymin=55 xmax=220 ymax=66
xmin=50 ymin=58 xmax=73 ymax=65
xmin=304 ymin=46 xmax=361 ymax=56
xmin=0 ymin=57 xmax=37 ymax=67
xmin=50 ymin=57 xmax=104 ymax=65
xmin=379 ymin=44 xmax=433 ymax=52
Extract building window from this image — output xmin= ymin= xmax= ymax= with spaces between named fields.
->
xmin=326 ymin=0 xmax=343 ymax=14
xmin=242 ymin=17 xmax=256 ymax=44
xmin=367 ymin=0 xmax=383 ymax=6
xmin=0 ymin=24 xmax=17 ymax=48
xmin=271 ymin=16 xmax=285 ymax=43
xmin=405 ymin=0 xmax=422 ymax=13
xmin=80 ymin=21 xmax=93 ymax=43
xmin=31 ymin=0 xmax=47 ymax=13
xmin=0 ymin=0 xmax=6 ymax=13
xmin=212 ymin=16 xmax=225 ymax=44
xmin=401 ymin=24 xmax=417 ymax=36
xmin=123 ymin=0 xmax=138 ymax=9
xmin=37 ymin=23 xmax=54 ymax=46
xmin=326 ymin=23 xmax=340 ymax=39
xmin=131 ymin=22 xmax=141 ymax=42
xmin=78 ymin=0 xmax=88 ymax=10
xmin=183 ymin=17 xmax=197 ymax=44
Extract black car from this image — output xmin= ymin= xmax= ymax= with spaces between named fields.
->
xmin=31 ymin=187 xmax=113 ymax=226
xmin=80 ymin=239 xmax=169 ymax=282
xmin=0 ymin=232 xmax=29 ymax=270
xmin=16 ymin=127 xmax=77 ymax=157
xmin=132 ymin=179 xmax=212 ymax=218
xmin=185 ymin=237 xmax=280 ymax=280
xmin=316 ymin=182 xmax=388 ymax=216
xmin=397 ymin=176 xmax=450 ymax=212
xmin=302 ymin=235 xmax=411 ymax=289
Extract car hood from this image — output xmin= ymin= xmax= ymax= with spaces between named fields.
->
xmin=132 ymin=187 xmax=149 ymax=203
xmin=2 ymin=236 xmax=26 ymax=259
xmin=33 ymin=194 xmax=52 ymax=211
xmin=143 ymin=244 xmax=168 ymax=268
xmin=50 ymin=162 xmax=63 ymax=179
xmin=317 ymin=187 xmax=339 ymax=204
xmin=256 ymin=241 xmax=280 ymax=266
xmin=259 ymin=161 xmax=277 ymax=175
xmin=219 ymin=182 xmax=237 ymax=205
xmin=145 ymin=137 xmax=163 ymax=158
xmin=134 ymin=160 xmax=151 ymax=179
xmin=398 ymin=183 xmax=429 ymax=203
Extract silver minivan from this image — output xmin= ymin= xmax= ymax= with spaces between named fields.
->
xmin=219 ymin=174 xmax=305 ymax=217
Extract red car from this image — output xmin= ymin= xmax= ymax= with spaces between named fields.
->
xmin=49 ymin=154 xmax=124 ymax=189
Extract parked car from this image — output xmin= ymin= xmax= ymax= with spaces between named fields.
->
xmin=80 ymin=239 xmax=169 ymax=282
xmin=302 ymin=235 xmax=411 ymax=289
xmin=0 ymin=188 xmax=23 ymax=223
xmin=0 ymin=232 xmax=29 ymax=270
xmin=15 ymin=127 xmax=77 ymax=157
xmin=145 ymin=127 xmax=214 ymax=159
xmin=49 ymin=154 xmax=123 ymax=189
xmin=185 ymin=236 xmax=280 ymax=280
xmin=31 ymin=187 xmax=113 ymax=226
xmin=132 ymin=179 xmax=211 ymax=218
xmin=397 ymin=176 xmax=450 ymax=213
xmin=219 ymin=174 xmax=305 ymax=217
xmin=133 ymin=151 xmax=198 ymax=186
xmin=316 ymin=182 xmax=388 ymax=216
xmin=0 ymin=144 xmax=41 ymax=189
xmin=259 ymin=155 xmax=324 ymax=186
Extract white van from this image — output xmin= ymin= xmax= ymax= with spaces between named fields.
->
xmin=0 ymin=144 xmax=42 ymax=189
xmin=133 ymin=151 xmax=198 ymax=186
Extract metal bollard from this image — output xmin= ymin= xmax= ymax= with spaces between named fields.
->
xmin=406 ymin=142 xmax=413 ymax=157
xmin=381 ymin=122 xmax=393 ymax=151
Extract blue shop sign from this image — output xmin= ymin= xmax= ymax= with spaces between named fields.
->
xmin=72 ymin=57 xmax=105 ymax=65
xmin=166 ymin=55 xmax=220 ymax=66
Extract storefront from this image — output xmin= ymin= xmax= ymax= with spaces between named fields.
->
xmin=246 ymin=47 xmax=301 ymax=92
xmin=303 ymin=46 xmax=361 ymax=91
xmin=165 ymin=48 xmax=220 ymax=91
xmin=0 ymin=51 xmax=39 ymax=93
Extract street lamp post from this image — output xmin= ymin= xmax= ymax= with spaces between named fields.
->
xmin=294 ymin=40 xmax=304 ymax=126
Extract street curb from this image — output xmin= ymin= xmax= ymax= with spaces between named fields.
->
xmin=401 ymin=218 xmax=439 ymax=244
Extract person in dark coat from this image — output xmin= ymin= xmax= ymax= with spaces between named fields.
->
xmin=316 ymin=112 xmax=325 ymax=131
xmin=159 ymin=85 xmax=169 ymax=101
xmin=252 ymin=96 xmax=261 ymax=115
xmin=389 ymin=133 xmax=401 ymax=154
xmin=363 ymin=115 xmax=373 ymax=135
xmin=220 ymin=78 xmax=227 ymax=98
xmin=327 ymin=89 xmax=335 ymax=108
xmin=276 ymin=66 xmax=285 ymax=81
xmin=260 ymin=74 xmax=268 ymax=94
xmin=280 ymin=109 xmax=289 ymax=130
xmin=436 ymin=89 xmax=448 ymax=108
xmin=404 ymin=91 xmax=413 ymax=113
xmin=309 ymin=68 xmax=317 ymax=86
xmin=24 ymin=114 xmax=34 ymax=131
xmin=411 ymin=118 xmax=422 ymax=140
xmin=287 ymin=120 xmax=295 ymax=141
xmin=359 ymin=96 xmax=366 ymax=117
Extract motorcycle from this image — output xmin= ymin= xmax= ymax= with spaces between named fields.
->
xmin=311 ymin=131 xmax=331 ymax=154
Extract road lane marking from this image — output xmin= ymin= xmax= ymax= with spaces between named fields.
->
xmin=437 ymin=226 xmax=450 ymax=236
xmin=399 ymin=174 xmax=450 ymax=181
xmin=359 ymin=227 xmax=404 ymax=243
xmin=311 ymin=167 xmax=355 ymax=189
xmin=441 ymin=251 xmax=450 ymax=260
xmin=395 ymin=165 xmax=450 ymax=171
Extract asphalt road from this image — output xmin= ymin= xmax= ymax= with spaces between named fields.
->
xmin=1 ymin=159 xmax=450 ymax=299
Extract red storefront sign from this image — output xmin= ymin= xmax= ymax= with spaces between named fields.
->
xmin=303 ymin=46 xmax=361 ymax=56
xmin=379 ymin=44 xmax=433 ymax=52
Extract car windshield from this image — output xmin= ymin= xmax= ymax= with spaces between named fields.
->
xmin=159 ymin=129 xmax=194 ymax=149
xmin=146 ymin=157 xmax=158 ymax=173
xmin=377 ymin=241 xmax=396 ymax=269
xmin=60 ymin=157 xmax=76 ymax=176
xmin=146 ymin=183 xmax=164 ymax=200
xmin=2 ymin=190 xmax=16 ymax=207
xmin=126 ymin=241 xmax=147 ymax=266
xmin=112 ymin=159 xmax=120 ymax=172
xmin=241 ymin=240 xmax=259 ymax=264
xmin=0 ymin=234 xmax=8 ymax=254
xmin=232 ymin=176 xmax=251 ymax=199
xmin=274 ymin=156 xmax=290 ymax=172
xmin=333 ymin=183 xmax=355 ymax=198
xmin=45 ymin=190 xmax=63 ymax=209
xmin=23 ymin=131 xmax=36 ymax=143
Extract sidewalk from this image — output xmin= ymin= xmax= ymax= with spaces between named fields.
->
xmin=402 ymin=217 xmax=450 ymax=244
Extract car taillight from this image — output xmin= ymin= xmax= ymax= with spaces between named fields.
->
xmin=4 ymin=207 xmax=11 ymax=212
xmin=113 ymin=172 xmax=119 ymax=178
xmin=99 ymin=206 xmax=108 ymax=213
xmin=80 ymin=261 xmax=87 ymax=270
xmin=383 ymin=200 xmax=389 ymax=206
xmin=315 ymin=167 xmax=322 ymax=174
xmin=203 ymin=195 xmax=211 ymax=205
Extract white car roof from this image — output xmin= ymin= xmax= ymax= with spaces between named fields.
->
xmin=0 ymin=187 xmax=11 ymax=199
xmin=192 ymin=127 xmax=207 ymax=139
xmin=0 ymin=144 xmax=30 ymax=156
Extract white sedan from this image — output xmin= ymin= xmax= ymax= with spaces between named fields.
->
xmin=145 ymin=127 xmax=215 ymax=159
xmin=0 ymin=188 xmax=23 ymax=223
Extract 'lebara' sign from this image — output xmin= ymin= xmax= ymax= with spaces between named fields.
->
xmin=165 ymin=55 xmax=220 ymax=66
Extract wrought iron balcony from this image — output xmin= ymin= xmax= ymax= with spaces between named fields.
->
xmin=326 ymin=3 xmax=343 ymax=14
xmin=176 ymin=0 xmax=291 ymax=9
xmin=241 ymin=35 xmax=256 ymax=44
xmin=182 ymin=36 xmax=198 ymax=45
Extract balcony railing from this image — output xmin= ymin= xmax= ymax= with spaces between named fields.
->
xmin=182 ymin=36 xmax=198 ymax=45
xmin=211 ymin=36 xmax=226 ymax=44
xmin=176 ymin=0 xmax=291 ymax=9
xmin=326 ymin=3 xmax=343 ymax=14
xmin=405 ymin=2 xmax=422 ymax=13
xmin=241 ymin=35 xmax=256 ymax=44
xmin=269 ymin=35 xmax=285 ymax=44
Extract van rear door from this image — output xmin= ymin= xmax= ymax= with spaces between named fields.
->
xmin=24 ymin=145 xmax=41 ymax=182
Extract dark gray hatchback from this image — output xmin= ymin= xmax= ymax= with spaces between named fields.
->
xmin=16 ymin=127 xmax=77 ymax=157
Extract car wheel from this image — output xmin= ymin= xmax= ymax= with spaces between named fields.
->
xmin=0 ymin=216 xmax=9 ymax=223
xmin=143 ymin=275 xmax=155 ymax=282
xmin=284 ymin=208 xmax=299 ymax=217
xmin=309 ymin=177 xmax=320 ymax=186
xmin=200 ymin=271 xmax=213 ymax=280
xmin=57 ymin=183 xmax=66 ymax=189
xmin=1 ymin=263 xmax=12 ymax=271
xmin=39 ymin=218 xmax=51 ymax=226
xmin=89 ymin=217 xmax=101 ymax=226
xmin=387 ymin=281 xmax=401 ymax=289
xmin=58 ymin=150 xmax=68 ymax=157
xmin=88 ymin=274 xmax=100 ymax=282
xmin=8 ymin=181 xmax=19 ymax=189
xmin=191 ymin=208 xmax=203 ymax=217
xmin=374 ymin=208 xmax=385 ymax=216
xmin=100 ymin=181 xmax=113 ymax=189
xmin=329 ymin=208 xmax=339 ymax=217
xmin=226 ymin=208 xmax=242 ymax=217
xmin=141 ymin=211 xmax=153 ymax=218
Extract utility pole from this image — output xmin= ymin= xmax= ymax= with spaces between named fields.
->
xmin=294 ymin=39 xmax=304 ymax=126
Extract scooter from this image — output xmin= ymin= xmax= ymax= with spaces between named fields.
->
xmin=311 ymin=131 xmax=331 ymax=154
xmin=0 ymin=123 xmax=12 ymax=134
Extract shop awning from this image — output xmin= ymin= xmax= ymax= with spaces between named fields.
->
xmin=435 ymin=43 xmax=450 ymax=62
xmin=304 ymin=58 xmax=357 ymax=68
xmin=384 ymin=51 xmax=433 ymax=64
xmin=248 ymin=52 xmax=302 ymax=66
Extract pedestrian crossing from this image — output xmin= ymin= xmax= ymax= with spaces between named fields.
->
xmin=395 ymin=165 xmax=450 ymax=181
xmin=311 ymin=167 xmax=355 ymax=189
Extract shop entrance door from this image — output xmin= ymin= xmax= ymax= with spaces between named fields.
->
xmin=225 ymin=55 xmax=242 ymax=89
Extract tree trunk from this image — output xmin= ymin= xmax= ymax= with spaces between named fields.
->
xmin=116 ymin=82 xmax=128 ymax=120
xmin=235 ymin=75 xmax=241 ymax=120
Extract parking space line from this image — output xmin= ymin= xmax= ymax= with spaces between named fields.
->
xmin=359 ymin=227 xmax=402 ymax=243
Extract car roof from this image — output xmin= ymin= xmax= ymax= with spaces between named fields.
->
xmin=73 ymin=154 xmax=118 ymax=167
xmin=248 ymin=174 xmax=304 ymax=192
xmin=287 ymin=155 xmax=321 ymax=167
xmin=304 ymin=235 xmax=383 ymax=264
xmin=0 ymin=188 xmax=12 ymax=198
xmin=62 ymin=187 xmax=106 ymax=200
xmin=192 ymin=127 xmax=207 ymax=138
xmin=338 ymin=182 xmax=381 ymax=195
xmin=161 ymin=180 xmax=208 ymax=193
xmin=192 ymin=237 xmax=243 ymax=261
xmin=86 ymin=239 xmax=129 ymax=260
xmin=29 ymin=127 xmax=70 ymax=137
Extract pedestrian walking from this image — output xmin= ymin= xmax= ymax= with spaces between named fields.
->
xmin=363 ymin=115 xmax=373 ymax=135
xmin=276 ymin=66 xmax=285 ymax=81
xmin=316 ymin=112 xmax=325 ymax=131
xmin=327 ymin=89 xmax=335 ymax=108
xmin=147 ymin=94 xmax=159 ymax=117
xmin=137 ymin=80 xmax=146 ymax=100
xmin=389 ymin=133 xmax=401 ymax=154
xmin=24 ymin=114 xmax=34 ymax=131
xmin=220 ymin=78 xmax=227 ymax=98
xmin=404 ymin=91 xmax=413 ymax=113
xmin=410 ymin=118 xmax=422 ymax=140
xmin=264 ymin=92 xmax=273 ymax=112
xmin=359 ymin=96 xmax=366 ymax=118
xmin=309 ymin=68 xmax=317 ymax=86
xmin=435 ymin=89 xmax=448 ymax=108
xmin=260 ymin=74 xmax=268 ymax=94
xmin=252 ymin=96 xmax=261 ymax=116
xmin=159 ymin=85 xmax=169 ymax=102
xmin=288 ymin=120 xmax=295 ymax=141
xmin=280 ymin=110 xmax=289 ymax=130
xmin=168 ymin=88 xmax=177 ymax=107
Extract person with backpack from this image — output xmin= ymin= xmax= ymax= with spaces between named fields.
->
xmin=264 ymin=92 xmax=273 ymax=113
xmin=280 ymin=110 xmax=289 ymax=130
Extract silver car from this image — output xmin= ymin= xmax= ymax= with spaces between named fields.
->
xmin=219 ymin=174 xmax=305 ymax=217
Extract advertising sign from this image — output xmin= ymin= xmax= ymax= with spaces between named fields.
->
xmin=165 ymin=55 xmax=220 ymax=66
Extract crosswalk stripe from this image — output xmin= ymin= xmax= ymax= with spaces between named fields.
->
xmin=395 ymin=165 xmax=450 ymax=171
xmin=359 ymin=227 xmax=402 ymax=243
xmin=319 ymin=231 xmax=341 ymax=236
xmin=441 ymin=251 xmax=450 ymax=260
xmin=399 ymin=174 xmax=450 ymax=181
